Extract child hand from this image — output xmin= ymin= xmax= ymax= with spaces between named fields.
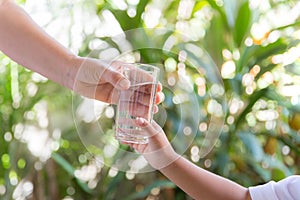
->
xmin=124 ymin=118 xmax=179 ymax=170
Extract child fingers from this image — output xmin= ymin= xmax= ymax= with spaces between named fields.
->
xmin=153 ymin=105 xmax=158 ymax=113
xmin=135 ymin=118 xmax=162 ymax=137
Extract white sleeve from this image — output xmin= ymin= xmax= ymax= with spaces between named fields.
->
xmin=249 ymin=175 xmax=300 ymax=200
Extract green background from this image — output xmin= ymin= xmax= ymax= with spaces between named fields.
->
xmin=1 ymin=0 xmax=300 ymax=199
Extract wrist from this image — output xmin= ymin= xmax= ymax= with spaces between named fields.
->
xmin=63 ymin=55 xmax=84 ymax=90
xmin=147 ymin=147 xmax=179 ymax=170
xmin=159 ymin=151 xmax=180 ymax=171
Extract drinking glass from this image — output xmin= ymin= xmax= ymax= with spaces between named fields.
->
xmin=115 ymin=63 xmax=159 ymax=144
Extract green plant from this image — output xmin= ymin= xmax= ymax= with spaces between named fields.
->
xmin=1 ymin=0 xmax=300 ymax=199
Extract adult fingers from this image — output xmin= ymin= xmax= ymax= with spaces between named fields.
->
xmin=74 ymin=81 xmax=116 ymax=103
xmin=156 ymin=82 xmax=162 ymax=93
xmin=102 ymin=67 xmax=130 ymax=90
xmin=155 ymin=91 xmax=164 ymax=104
xmin=95 ymin=83 xmax=119 ymax=104
xmin=126 ymin=67 xmax=154 ymax=84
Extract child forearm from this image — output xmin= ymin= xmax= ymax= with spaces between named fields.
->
xmin=160 ymin=155 xmax=251 ymax=200
xmin=0 ymin=0 xmax=79 ymax=89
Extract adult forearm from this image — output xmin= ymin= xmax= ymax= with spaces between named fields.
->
xmin=0 ymin=0 xmax=80 ymax=89
xmin=160 ymin=156 xmax=250 ymax=200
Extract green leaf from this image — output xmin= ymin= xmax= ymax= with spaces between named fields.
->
xmin=236 ymin=45 xmax=256 ymax=73
xmin=205 ymin=0 xmax=228 ymax=28
xmin=270 ymin=20 xmax=300 ymax=32
xmin=192 ymin=1 xmax=208 ymax=16
xmin=106 ymin=172 xmax=125 ymax=195
xmin=51 ymin=153 xmax=74 ymax=175
xmin=275 ymin=134 xmax=300 ymax=155
xmin=227 ymin=74 xmax=243 ymax=95
xmin=237 ymin=39 xmax=288 ymax=73
xmin=239 ymin=132 xmax=264 ymax=161
xmin=215 ymin=151 xmax=230 ymax=175
xmin=51 ymin=152 xmax=93 ymax=194
xmin=285 ymin=61 xmax=300 ymax=75
xmin=248 ymin=160 xmax=271 ymax=182
xmin=124 ymin=180 xmax=176 ymax=200
xmin=203 ymin=2 xmax=228 ymax=67
xmin=135 ymin=0 xmax=150 ymax=22
xmin=180 ymin=43 xmax=222 ymax=84
xmin=110 ymin=10 xmax=133 ymax=31
xmin=223 ymin=0 xmax=238 ymax=28
xmin=235 ymin=88 xmax=268 ymax=128
xmin=255 ymin=63 xmax=277 ymax=80
xmin=271 ymin=168 xmax=286 ymax=182
xmin=107 ymin=0 xmax=150 ymax=30
xmin=16 ymin=0 xmax=26 ymax=4
xmin=233 ymin=1 xmax=251 ymax=46
xmin=265 ymin=88 xmax=300 ymax=113
xmin=263 ymin=155 xmax=293 ymax=176
xmin=75 ymin=179 xmax=94 ymax=195
xmin=254 ymin=39 xmax=288 ymax=64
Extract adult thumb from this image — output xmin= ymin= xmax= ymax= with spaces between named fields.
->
xmin=103 ymin=69 xmax=130 ymax=90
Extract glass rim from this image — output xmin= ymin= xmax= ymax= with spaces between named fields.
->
xmin=121 ymin=63 xmax=160 ymax=72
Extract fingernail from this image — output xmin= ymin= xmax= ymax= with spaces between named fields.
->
xmin=119 ymin=79 xmax=130 ymax=89
xmin=136 ymin=117 xmax=145 ymax=125
xmin=140 ymin=118 xmax=145 ymax=124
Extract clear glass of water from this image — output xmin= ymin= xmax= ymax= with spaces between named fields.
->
xmin=115 ymin=63 xmax=159 ymax=144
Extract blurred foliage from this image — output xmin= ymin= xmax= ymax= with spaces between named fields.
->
xmin=1 ymin=0 xmax=300 ymax=199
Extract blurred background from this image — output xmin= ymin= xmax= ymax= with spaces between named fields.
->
xmin=1 ymin=0 xmax=300 ymax=199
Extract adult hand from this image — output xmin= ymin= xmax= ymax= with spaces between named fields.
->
xmin=71 ymin=57 xmax=163 ymax=108
xmin=0 ymin=1 xmax=164 ymax=107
